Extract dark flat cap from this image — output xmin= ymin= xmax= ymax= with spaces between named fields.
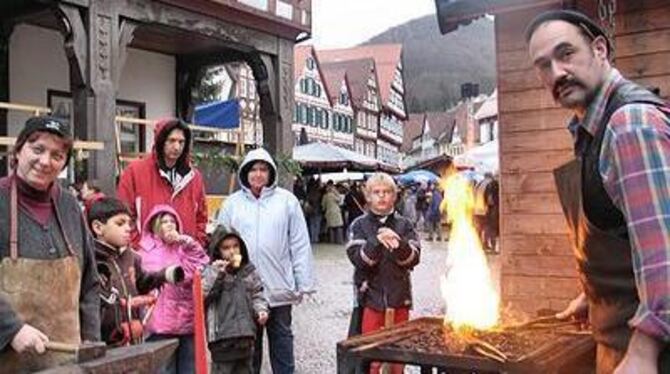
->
xmin=14 ymin=116 xmax=73 ymax=167
xmin=525 ymin=9 xmax=613 ymax=57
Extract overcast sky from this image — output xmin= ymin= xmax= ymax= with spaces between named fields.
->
xmin=308 ymin=0 xmax=437 ymax=49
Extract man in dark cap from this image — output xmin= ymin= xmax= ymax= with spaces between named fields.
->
xmin=0 ymin=116 xmax=100 ymax=371
xmin=527 ymin=9 xmax=670 ymax=373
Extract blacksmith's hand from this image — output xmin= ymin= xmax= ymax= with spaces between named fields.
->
xmin=555 ymin=292 xmax=588 ymax=320
xmin=11 ymin=324 xmax=49 ymax=354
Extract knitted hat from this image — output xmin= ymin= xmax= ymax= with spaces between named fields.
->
xmin=525 ymin=9 xmax=613 ymax=58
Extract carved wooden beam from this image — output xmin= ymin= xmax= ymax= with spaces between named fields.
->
xmin=0 ymin=23 xmax=12 ymax=175
xmin=114 ymin=19 xmax=138 ymax=88
xmin=175 ymin=56 xmax=202 ymax=121
xmin=116 ymin=0 xmax=279 ymax=55
xmin=60 ymin=0 xmax=91 ymax=7
xmin=257 ymin=53 xmax=279 ymax=153
xmin=57 ymin=3 xmax=87 ymax=87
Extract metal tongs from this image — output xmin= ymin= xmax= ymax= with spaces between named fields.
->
xmin=506 ymin=315 xmax=582 ymax=331
xmin=468 ymin=338 xmax=508 ymax=363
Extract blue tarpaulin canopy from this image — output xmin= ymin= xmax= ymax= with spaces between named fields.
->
xmin=396 ymin=169 xmax=440 ymax=185
xmin=192 ymin=99 xmax=240 ymax=129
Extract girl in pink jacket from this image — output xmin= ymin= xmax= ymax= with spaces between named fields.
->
xmin=138 ymin=204 xmax=209 ymax=373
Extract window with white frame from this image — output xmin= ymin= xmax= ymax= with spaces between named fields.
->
xmin=306 ymin=56 xmax=315 ymax=70
xmin=480 ymin=122 xmax=491 ymax=143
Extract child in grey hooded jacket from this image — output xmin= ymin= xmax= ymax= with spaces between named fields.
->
xmin=202 ymin=226 xmax=268 ymax=374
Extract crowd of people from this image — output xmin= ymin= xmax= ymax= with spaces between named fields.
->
xmin=0 ymin=117 xmax=315 ymax=374
xmin=295 ymin=173 xmax=500 ymax=252
xmin=0 ymin=100 xmax=496 ymax=374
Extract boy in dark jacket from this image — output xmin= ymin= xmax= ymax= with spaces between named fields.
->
xmin=346 ymin=173 xmax=421 ymax=374
xmin=87 ymin=197 xmax=183 ymax=346
xmin=202 ymin=226 xmax=269 ymax=374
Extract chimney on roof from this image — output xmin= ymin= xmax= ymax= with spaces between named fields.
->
xmin=460 ymin=83 xmax=479 ymax=100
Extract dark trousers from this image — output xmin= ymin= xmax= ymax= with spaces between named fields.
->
xmin=348 ymin=306 xmax=363 ymax=337
xmin=426 ymin=219 xmax=442 ymax=240
xmin=329 ymin=226 xmax=344 ymax=244
xmin=253 ymin=305 xmax=294 ymax=374
xmin=211 ymin=357 xmax=253 ymax=374
xmin=308 ymin=214 xmax=322 ymax=243
xmin=147 ymin=333 xmax=195 ymax=374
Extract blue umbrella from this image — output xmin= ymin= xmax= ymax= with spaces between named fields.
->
xmin=396 ymin=170 xmax=440 ymax=185
xmin=459 ymin=169 xmax=484 ymax=183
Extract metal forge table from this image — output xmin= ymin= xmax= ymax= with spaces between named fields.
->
xmin=337 ymin=317 xmax=595 ymax=374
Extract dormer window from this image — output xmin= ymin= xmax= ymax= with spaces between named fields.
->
xmin=306 ymin=57 xmax=315 ymax=70
xmin=339 ymin=92 xmax=349 ymax=106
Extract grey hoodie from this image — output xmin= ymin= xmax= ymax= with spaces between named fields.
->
xmin=216 ymin=148 xmax=315 ymax=306
xmin=202 ymin=226 xmax=267 ymax=346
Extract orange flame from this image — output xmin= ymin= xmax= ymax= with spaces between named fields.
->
xmin=440 ymin=173 xmax=499 ymax=331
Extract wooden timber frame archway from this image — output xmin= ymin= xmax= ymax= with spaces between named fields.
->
xmin=0 ymin=0 xmax=300 ymax=194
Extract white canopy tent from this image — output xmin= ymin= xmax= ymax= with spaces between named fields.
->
xmin=293 ymin=142 xmax=399 ymax=173
xmin=454 ymin=140 xmax=499 ymax=175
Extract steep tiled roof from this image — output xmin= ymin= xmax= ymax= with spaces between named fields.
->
xmin=317 ymin=44 xmax=402 ymax=109
xmin=474 ymin=89 xmax=498 ymax=120
xmin=425 ymin=111 xmax=455 ymax=140
xmin=320 ymin=64 xmax=348 ymax=105
xmin=294 ymin=45 xmax=313 ymax=79
xmin=294 ymin=44 xmax=333 ymax=106
xmin=402 ymin=113 xmax=425 ymax=153
xmin=320 ymin=58 xmax=376 ymax=110
xmin=447 ymin=102 xmax=470 ymax=144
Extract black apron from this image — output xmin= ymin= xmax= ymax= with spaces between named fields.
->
xmin=553 ymin=80 xmax=669 ymax=373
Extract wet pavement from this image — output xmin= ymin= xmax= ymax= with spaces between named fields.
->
xmin=258 ymin=236 xmax=501 ymax=373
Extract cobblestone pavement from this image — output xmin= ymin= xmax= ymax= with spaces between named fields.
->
xmin=258 ymin=237 xmax=501 ymax=373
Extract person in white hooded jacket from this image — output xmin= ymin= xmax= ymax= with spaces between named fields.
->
xmin=216 ymin=148 xmax=315 ymax=374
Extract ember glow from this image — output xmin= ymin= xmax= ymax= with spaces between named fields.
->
xmin=440 ymin=173 xmax=499 ymax=331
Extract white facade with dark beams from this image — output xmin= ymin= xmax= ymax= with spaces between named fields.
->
xmin=292 ymin=45 xmax=333 ymax=145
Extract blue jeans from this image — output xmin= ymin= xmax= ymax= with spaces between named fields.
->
xmin=253 ymin=305 xmax=294 ymax=374
xmin=308 ymin=214 xmax=322 ymax=243
xmin=147 ymin=333 xmax=195 ymax=374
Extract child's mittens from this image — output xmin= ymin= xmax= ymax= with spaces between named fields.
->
xmin=165 ymin=265 xmax=185 ymax=284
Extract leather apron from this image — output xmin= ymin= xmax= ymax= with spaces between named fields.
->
xmin=554 ymin=159 xmax=636 ymax=374
xmin=0 ymin=178 xmax=82 ymax=372
xmin=555 ymin=160 xmax=670 ymax=373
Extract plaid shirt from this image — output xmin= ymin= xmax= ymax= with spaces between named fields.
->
xmin=569 ymin=68 xmax=670 ymax=342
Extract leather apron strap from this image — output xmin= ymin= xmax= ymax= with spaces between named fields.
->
xmin=9 ymin=176 xmax=76 ymax=258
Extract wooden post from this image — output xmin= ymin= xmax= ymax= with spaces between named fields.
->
xmin=192 ymin=270 xmax=208 ymax=374
xmin=59 ymin=0 xmax=127 ymax=194
xmin=0 ymin=24 xmax=12 ymax=176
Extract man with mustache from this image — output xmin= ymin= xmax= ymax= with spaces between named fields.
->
xmin=526 ymin=10 xmax=670 ymax=374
